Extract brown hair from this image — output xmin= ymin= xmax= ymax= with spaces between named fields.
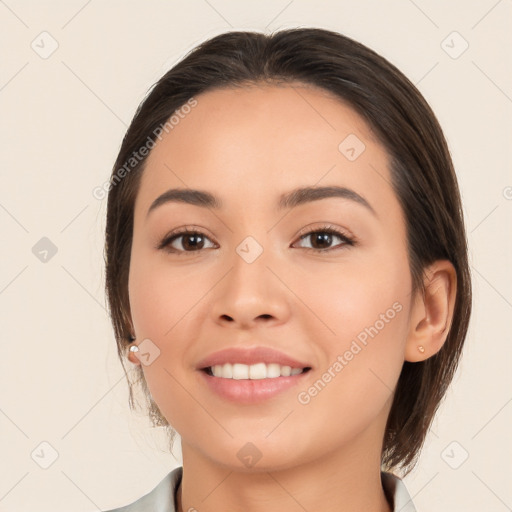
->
xmin=105 ymin=27 xmax=471 ymax=475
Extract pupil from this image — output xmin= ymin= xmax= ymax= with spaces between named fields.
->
xmin=313 ymin=233 xmax=332 ymax=249
xmin=184 ymin=234 xmax=203 ymax=250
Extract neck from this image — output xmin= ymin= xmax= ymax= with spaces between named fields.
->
xmin=176 ymin=430 xmax=392 ymax=512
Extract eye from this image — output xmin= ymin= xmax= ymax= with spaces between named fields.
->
xmin=157 ymin=225 xmax=355 ymax=254
xmin=293 ymin=225 xmax=355 ymax=252
xmin=158 ymin=228 xmax=217 ymax=254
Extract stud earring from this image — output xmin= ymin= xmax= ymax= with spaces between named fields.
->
xmin=129 ymin=345 xmax=139 ymax=353
xmin=418 ymin=345 xmax=425 ymax=354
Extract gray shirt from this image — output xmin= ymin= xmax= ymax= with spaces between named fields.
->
xmin=103 ymin=466 xmax=416 ymax=511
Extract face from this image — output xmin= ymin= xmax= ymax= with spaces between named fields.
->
xmin=128 ymin=84 xmax=415 ymax=471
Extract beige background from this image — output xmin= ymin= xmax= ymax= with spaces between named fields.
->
xmin=1 ymin=1 xmax=511 ymax=510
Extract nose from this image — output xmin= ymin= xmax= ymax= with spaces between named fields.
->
xmin=210 ymin=245 xmax=291 ymax=330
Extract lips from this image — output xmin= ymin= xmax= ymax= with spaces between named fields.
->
xmin=196 ymin=346 xmax=312 ymax=377
xmin=196 ymin=346 xmax=312 ymax=403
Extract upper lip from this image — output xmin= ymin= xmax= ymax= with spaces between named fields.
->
xmin=196 ymin=347 xmax=311 ymax=370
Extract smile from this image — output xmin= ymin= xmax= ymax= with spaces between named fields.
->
xmin=205 ymin=362 xmax=310 ymax=379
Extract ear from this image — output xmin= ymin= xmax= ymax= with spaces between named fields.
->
xmin=127 ymin=345 xmax=141 ymax=365
xmin=127 ymin=333 xmax=142 ymax=365
xmin=126 ymin=319 xmax=141 ymax=366
xmin=405 ymin=260 xmax=457 ymax=362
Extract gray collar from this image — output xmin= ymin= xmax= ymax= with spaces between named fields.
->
xmin=104 ymin=466 xmax=416 ymax=511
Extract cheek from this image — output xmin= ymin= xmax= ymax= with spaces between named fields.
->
xmin=292 ymin=284 xmax=409 ymax=449
xmin=128 ymin=246 xmax=212 ymax=339
xmin=301 ymin=246 xmax=411 ymax=350
xmin=295 ymin=248 xmax=411 ymax=408
xmin=127 ymin=252 xmax=211 ymax=434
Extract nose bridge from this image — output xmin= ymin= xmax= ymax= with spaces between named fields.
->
xmin=211 ymin=232 xmax=290 ymax=326
xmin=229 ymin=233 xmax=274 ymax=301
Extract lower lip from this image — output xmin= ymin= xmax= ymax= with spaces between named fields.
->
xmin=199 ymin=370 xmax=309 ymax=404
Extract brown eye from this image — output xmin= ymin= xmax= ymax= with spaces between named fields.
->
xmin=294 ymin=228 xmax=355 ymax=252
xmin=159 ymin=230 xmax=216 ymax=253
xmin=309 ymin=232 xmax=334 ymax=250
xmin=180 ymin=233 xmax=205 ymax=251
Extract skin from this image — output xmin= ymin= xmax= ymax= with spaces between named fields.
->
xmin=127 ymin=83 xmax=457 ymax=512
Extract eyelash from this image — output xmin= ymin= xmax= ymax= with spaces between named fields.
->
xmin=157 ymin=224 xmax=356 ymax=255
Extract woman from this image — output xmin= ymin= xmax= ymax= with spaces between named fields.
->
xmin=103 ymin=27 xmax=471 ymax=511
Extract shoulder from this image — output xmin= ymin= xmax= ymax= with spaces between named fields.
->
xmin=102 ymin=466 xmax=183 ymax=512
xmin=381 ymin=471 xmax=417 ymax=512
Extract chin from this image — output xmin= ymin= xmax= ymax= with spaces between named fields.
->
xmin=191 ymin=433 xmax=315 ymax=473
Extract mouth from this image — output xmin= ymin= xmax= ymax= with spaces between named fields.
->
xmin=196 ymin=346 xmax=313 ymax=403
xmin=202 ymin=362 xmax=312 ymax=379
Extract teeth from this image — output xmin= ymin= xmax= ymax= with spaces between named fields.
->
xmin=210 ymin=363 xmax=305 ymax=379
xmin=267 ymin=363 xmax=281 ymax=378
xmin=232 ymin=363 xmax=249 ymax=380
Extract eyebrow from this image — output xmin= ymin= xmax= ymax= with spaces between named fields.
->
xmin=147 ymin=185 xmax=376 ymax=217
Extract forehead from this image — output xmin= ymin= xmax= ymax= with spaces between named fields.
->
xmin=136 ymin=83 xmax=393 ymax=213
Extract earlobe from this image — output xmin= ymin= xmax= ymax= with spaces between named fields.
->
xmin=127 ymin=343 xmax=141 ymax=365
xmin=126 ymin=322 xmax=140 ymax=365
xmin=405 ymin=260 xmax=457 ymax=362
